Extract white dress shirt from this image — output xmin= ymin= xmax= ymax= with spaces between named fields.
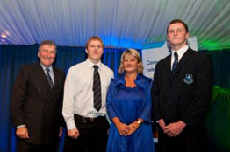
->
xmin=62 ymin=59 xmax=114 ymax=130
xmin=171 ymin=45 xmax=189 ymax=70
xmin=40 ymin=63 xmax=54 ymax=83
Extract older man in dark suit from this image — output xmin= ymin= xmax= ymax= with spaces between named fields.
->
xmin=151 ymin=19 xmax=212 ymax=152
xmin=11 ymin=40 xmax=65 ymax=152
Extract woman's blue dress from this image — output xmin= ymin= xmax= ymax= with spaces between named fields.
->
xmin=106 ymin=74 xmax=155 ymax=152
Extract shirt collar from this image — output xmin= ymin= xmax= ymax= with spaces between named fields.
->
xmin=172 ymin=45 xmax=189 ymax=60
xmin=86 ymin=59 xmax=102 ymax=69
xmin=40 ymin=63 xmax=53 ymax=72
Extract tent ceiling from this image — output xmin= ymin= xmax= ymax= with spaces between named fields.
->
xmin=0 ymin=0 xmax=229 ymax=50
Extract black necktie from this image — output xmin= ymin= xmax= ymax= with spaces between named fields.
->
xmin=93 ymin=65 xmax=102 ymax=111
xmin=172 ymin=52 xmax=178 ymax=72
xmin=46 ymin=68 xmax=54 ymax=88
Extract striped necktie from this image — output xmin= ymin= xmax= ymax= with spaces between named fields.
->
xmin=93 ymin=65 xmax=102 ymax=111
xmin=172 ymin=52 xmax=178 ymax=72
xmin=46 ymin=68 xmax=54 ymax=88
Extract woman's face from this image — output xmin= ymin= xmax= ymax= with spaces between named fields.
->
xmin=123 ymin=54 xmax=139 ymax=74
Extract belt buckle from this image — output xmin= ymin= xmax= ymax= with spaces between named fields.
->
xmin=89 ymin=117 xmax=95 ymax=122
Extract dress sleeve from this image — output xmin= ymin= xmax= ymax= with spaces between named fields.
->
xmin=139 ymin=79 xmax=153 ymax=123
xmin=106 ymin=80 xmax=118 ymax=120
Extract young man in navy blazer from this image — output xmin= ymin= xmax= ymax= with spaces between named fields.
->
xmin=151 ymin=19 xmax=212 ymax=152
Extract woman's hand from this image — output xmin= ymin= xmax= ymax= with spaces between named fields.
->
xmin=116 ymin=122 xmax=130 ymax=136
xmin=112 ymin=117 xmax=129 ymax=136
xmin=126 ymin=120 xmax=141 ymax=135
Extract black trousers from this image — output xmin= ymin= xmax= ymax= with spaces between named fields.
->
xmin=157 ymin=126 xmax=208 ymax=152
xmin=17 ymin=138 xmax=58 ymax=152
xmin=63 ymin=115 xmax=109 ymax=152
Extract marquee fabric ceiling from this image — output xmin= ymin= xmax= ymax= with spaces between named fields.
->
xmin=0 ymin=0 xmax=229 ymax=50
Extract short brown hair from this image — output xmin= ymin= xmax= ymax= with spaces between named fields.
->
xmin=167 ymin=19 xmax=189 ymax=33
xmin=39 ymin=40 xmax=56 ymax=51
xmin=118 ymin=49 xmax=143 ymax=74
xmin=86 ymin=36 xmax=104 ymax=49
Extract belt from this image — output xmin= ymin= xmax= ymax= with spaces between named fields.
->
xmin=74 ymin=114 xmax=103 ymax=123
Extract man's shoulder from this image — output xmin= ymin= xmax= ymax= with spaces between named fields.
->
xmin=68 ymin=61 xmax=87 ymax=71
xmin=100 ymin=63 xmax=113 ymax=73
xmin=156 ymin=55 xmax=170 ymax=68
xmin=187 ymin=49 xmax=211 ymax=62
xmin=53 ymin=66 xmax=65 ymax=76
xmin=140 ymin=74 xmax=152 ymax=83
xmin=20 ymin=62 xmax=39 ymax=71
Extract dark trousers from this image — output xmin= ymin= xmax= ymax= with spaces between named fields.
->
xmin=17 ymin=138 xmax=58 ymax=152
xmin=63 ymin=115 xmax=109 ymax=152
xmin=158 ymin=126 xmax=208 ymax=152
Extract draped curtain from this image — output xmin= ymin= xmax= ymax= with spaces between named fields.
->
xmin=204 ymin=50 xmax=230 ymax=152
xmin=1 ymin=0 xmax=230 ymax=50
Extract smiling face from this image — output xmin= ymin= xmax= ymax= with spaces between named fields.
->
xmin=38 ymin=44 xmax=56 ymax=67
xmin=86 ymin=39 xmax=104 ymax=63
xmin=167 ymin=23 xmax=189 ymax=50
xmin=123 ymin=53 xmax=139 ymax=74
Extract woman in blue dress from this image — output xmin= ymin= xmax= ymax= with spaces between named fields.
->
xmin=106 ymin=49 xmax=155 ymax=152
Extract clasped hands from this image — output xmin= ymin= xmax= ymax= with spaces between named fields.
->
xmin=116 ymin=121 xmax=140 ymax=136
xmin=158 ymin=119 xmax=186 ymax=137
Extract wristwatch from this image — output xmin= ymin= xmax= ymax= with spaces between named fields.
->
xmin=137 ymin=119 xmax=142 ymax=125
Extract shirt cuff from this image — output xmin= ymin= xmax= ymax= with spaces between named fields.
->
xmin=17 ymin=124 xmax=26 ymax=128
xmin=67 ymin=120 xmax=76 ymax=130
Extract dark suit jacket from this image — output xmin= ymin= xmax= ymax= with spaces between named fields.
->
xmin=11 ymin=63 xmax=65 ymax=145
xmin=152 ymin=48 xmax=212 ymax=126
xmin=151 ymin=48 xmax=212 ymax=151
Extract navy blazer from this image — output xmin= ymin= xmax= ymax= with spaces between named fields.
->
xmin=151 ymin=48 xmax=212 ymax=127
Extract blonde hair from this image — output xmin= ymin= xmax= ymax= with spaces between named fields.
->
xmin=118 ymin=49 xmax=143 ymax=74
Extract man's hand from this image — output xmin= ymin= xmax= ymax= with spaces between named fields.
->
xmin=158 ymin=119 xmax=166 ymax=131
xmin=68 ymin=128 xmax=80 ymax=139
xmin=59 ymin=127 xmax=63 ymax=137
xmin=16 ymin=127 xmax=29 ymax=139
xmin=164 ymin=121 xmax=186 ymax=136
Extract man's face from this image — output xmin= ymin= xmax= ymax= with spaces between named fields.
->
xmin=167 ymin=23 xmax=189 ymax=48
xmin=86 ymin=40 xmax=104 ymax=61
xmin=38 ymin=44 xmax=56 ymax=67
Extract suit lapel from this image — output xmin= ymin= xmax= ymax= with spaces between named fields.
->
xmin=35 ymin=63 xmax=53 ymax=91
xmin=53 ymin=68 xmax=59 ymax=89
xmin=165 ymin=55 xmax=171 ymax=72
xmin=164 ymin=55 xmax=173 ymax=78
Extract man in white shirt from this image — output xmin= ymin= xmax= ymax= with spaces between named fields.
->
xmin=62 ymin=36 xmax=114 ymax=152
